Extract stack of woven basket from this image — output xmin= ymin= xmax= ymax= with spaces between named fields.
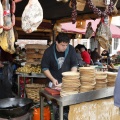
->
xmin=25 ymin=83 xmax=45 ymax=102
xmin=95 ymin=71 xmax=107 ymax=90
xmin=79 ymin=67 xmax=96 ymax=92
xmin=25 ymin=44 xmax=48 ymax=65
xmin=107 ymin=72 xmax=117 ymax=87
xmin=60 ymin=71 xmax=80 ymax=97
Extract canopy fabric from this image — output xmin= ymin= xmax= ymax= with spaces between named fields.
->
xmin=61 ymin=19 xmax=120 ymax=38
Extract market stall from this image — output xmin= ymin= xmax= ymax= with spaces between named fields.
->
xmin=40 ymin=87 xmax=114 ymax=120
xmin=40 ymin=67 xmax=118 ymax=120
xmin=17 ymin=72 xmax=46 ymax=98
xmin=0 ymin=0 xmax=120 ymax=120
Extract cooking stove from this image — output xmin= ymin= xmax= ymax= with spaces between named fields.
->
xmin=0 ymin=112 xmax=32 ymax=120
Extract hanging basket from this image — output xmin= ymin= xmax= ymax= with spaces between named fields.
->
xmin=69 ymin=0 xmax=86 ymax=11
xmin=91 ymin=0 xmax=105 ymax=7
xmin=76 ymin=0 xmax=86 ymax=11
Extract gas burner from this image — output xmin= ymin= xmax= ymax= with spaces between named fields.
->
xmin=0 ymin=112 xmax=32 ymax=120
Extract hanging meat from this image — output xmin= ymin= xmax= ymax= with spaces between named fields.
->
xmin=95 ymin=18 xmax=112 ymax=50
xmin=85 ymin=22 xmax=94 ymax=39
xmin=112 ymin=0 xmax=118 ymax=15
xmin=21 ymin=0 xmax=43 ymax=33
xmin=71 ymin=0 xmax=77 ymax=24
xmin=0 ymin=0 xmax=15 ymax=54
xmin=0 ymin=0 xmax=3 ymax=34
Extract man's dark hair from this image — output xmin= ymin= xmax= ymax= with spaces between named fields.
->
xmin=56 ymin=33 xmax=70 ymax=43
xmin=94 ymin=48 xmax=98 ymax=51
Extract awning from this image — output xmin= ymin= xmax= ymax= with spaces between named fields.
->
xmin=61 ymin=19 xmax=120 ymax=38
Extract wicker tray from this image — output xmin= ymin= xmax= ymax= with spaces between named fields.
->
xmin=25 ymin=83 xmax=45 ymax=102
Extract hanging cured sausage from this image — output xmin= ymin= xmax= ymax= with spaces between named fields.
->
xmin=21 ymin=0 xmax=43 ymax=33
xmin=0 ymin=0 xmax=3 ymax=34
xmin=0 ymin=0 xmax=15 ymax=54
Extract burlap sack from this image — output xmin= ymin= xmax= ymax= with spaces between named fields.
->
xmin=85 ymin=22 xmax=94 ymax=39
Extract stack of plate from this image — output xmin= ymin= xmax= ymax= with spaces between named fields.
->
xmin=95 ymin=71 xmax=107 ymax=90
xmin=79 ymin=67 xmax=96 ymax=92
xmin=60 ymin=71 xmax=80 ymax=97
xmin=107 ymin=72 xmax=118 ymax=87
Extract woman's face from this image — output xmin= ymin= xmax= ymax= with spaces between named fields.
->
xmin=56 ymin=41 xmax=69 ymax=52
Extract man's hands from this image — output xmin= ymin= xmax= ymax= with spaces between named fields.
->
xmin=52 ymin=79 xmax=58 ymax=86
xmin=43 ymin=70 xmax=59 ymax=86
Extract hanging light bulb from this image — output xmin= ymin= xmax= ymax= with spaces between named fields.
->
xmin=76 ymin=19 xmax=86 ymax=29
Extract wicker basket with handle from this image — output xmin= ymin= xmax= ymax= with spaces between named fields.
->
xmin=25 ymin=83 xmax=45 ymax=102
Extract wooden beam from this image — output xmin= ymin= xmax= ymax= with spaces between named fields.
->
xmin=56 ymin=13 xmax=99 ymax=23
xmin=15 ymin=17 xmax=52 ymax=23
xmin=56 ymin=11 xmax=120 ymax=23
xmin=15 ymin=27 xmax=52 ymax=32
xmin=18 ymin=33 xmax=50 ymax=37
xmin=18 ymin=35 xmax=50 ymax=39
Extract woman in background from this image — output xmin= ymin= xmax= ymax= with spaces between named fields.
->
xmin=80 ymin=47 xmax=91 ymax=65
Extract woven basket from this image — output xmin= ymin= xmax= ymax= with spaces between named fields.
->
xmin=25 ymin=83 xmax=45 ymax=102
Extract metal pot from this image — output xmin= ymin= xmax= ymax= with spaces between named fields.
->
xmin=0 ymin=97 xmax=33 ymax=119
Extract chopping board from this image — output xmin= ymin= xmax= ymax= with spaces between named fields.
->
xmin=45 ymin=87 xmax=60 ymax=95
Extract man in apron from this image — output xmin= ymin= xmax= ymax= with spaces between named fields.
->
xmin=41 ymin=33 xmax=78 ymax=87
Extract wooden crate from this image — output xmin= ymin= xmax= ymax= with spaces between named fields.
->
xmin=26 ymin=58 xmax=41 ymax=63
xmin=26 ymin=54 xmax=43 ymax=59
xmin=25 ymin=44 xmax=48 ymax=50
xmin=25 ymin=44 xmax=48 ymax=65
xmin=26 ymin=49 xmax=45 ymax=55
